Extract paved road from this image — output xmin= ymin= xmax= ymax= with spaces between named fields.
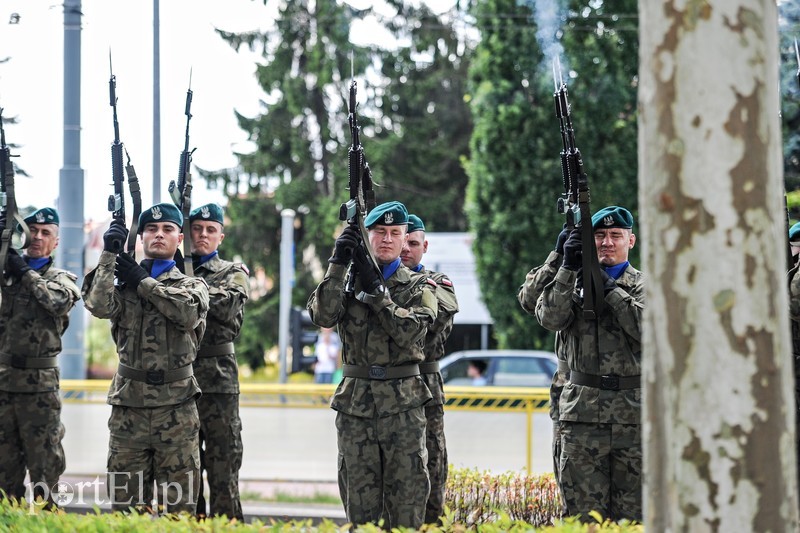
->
xmin=61 ymin=403 xmax=554 ymax=481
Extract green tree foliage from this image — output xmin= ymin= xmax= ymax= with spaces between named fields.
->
xmin=201 ymin=2 xmax=477 ymax=368
xmin=780 ymin=1 xmax=800 ymax=217
xmin=368 ymin=2 xmax=473 ymax=231
xmin=200 ymin=1 xmax=373 ymax=369
xmin=464 ymin=0 xmax=555 ymax=350
xmin=465 ymin=0 xmax=639 ymax=349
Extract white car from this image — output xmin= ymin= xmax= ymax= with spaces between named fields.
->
xmin=439 ymin=349 xmax=557 ymax=387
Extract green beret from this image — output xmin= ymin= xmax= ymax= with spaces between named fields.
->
xmin=790 ymin=222 xmax=800 ymax=243
xmin=592 ymin=206 xmax=634 ymax=230
xmin=189 ymin=203 xmax=224 ymax=225
xmin=364 ymin=201 xmax=408 ymax=229
xmin=138 ymin=202 xmax=183 ymax=233
xmin=407 ymin=214 xmax=425 ymax=233
xmin=24 ymin=207 xmax=59 ymax=226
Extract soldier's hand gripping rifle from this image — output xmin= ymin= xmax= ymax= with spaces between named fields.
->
xmin=553 ymin=59 xmax=605 ymax=319
xmin=169 ymin=75 xmax=195 ymax=276
xmin=339 ymin=78 xmax=381 ymax=299
xmin=0 ymin=108 xmax=30 ymax=278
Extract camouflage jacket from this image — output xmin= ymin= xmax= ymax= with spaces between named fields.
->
xmin=0 ymin=260 xmax=80 ymax=393
xmin=789 ymin=264 xmax=800 ymax=355
xmin=787 ymin=264 xmax=800 ymax=405
xmin=192 ymin=255 xmax=249 ymax=394
xmin=536 ymin=262 xmax=644 ymax=424
xmin=420 ymin=268 xmax=458 ymax=406
xmin=82 ymin=251 xmax=209 ymax=408
xmin=518 ymin=250 xmax=567 ymax=421
xmin=307 ymin=262 xmax=438 ymax=417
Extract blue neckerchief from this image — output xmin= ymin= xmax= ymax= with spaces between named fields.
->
xmin=381 ymin=258 xmax=402 ymax=280
xmin=412 ymin=264 xmax=423 ymax=273
xmin=150 ymin=259 xmax=176 ymax=278
xmin=25 ymin=257 xmax=50 ymax=270
xmin=195 ymin=251 xmax=218 ymax=266
xmin=604 ymin=261 xmax=629 ymax=280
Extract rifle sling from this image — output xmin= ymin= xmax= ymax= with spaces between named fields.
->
xmin=126 ymin=162 xmax=142 ymax=252
xmin=182 ymin=180 xmax=193 ymax=277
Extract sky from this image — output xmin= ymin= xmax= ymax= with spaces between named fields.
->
xmin=0 ymin=0 xmax=270 ymax=223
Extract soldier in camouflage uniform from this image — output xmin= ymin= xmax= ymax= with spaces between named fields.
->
xmin=82 ymin=203 xmax=209 ymax=514
xmin=400 ymin=214 xmax=458 ymax=525
xmin=517 ymin=224 xmax=569 ymax=513
xmin=188 ymin=203 xmax=249 ymax=520
xmin=0 ymin=208 xmax=80 ymax=506
xmin=307 ymin=201 xmax=438 ymax=530
xmin=535 ymin=206 xmax=644 ymax=522
xmin=787 ymin=221 xmax=800 ymax=511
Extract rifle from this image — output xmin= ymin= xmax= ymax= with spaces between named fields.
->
xmin=0 ymin=108 xmax=30 ymax=278
xmin=106 ymin=55 xmax=127 ymax=255
xmin=124 ymin=148 xmax=142 ymax=253
xmin=552 ymin=59 xmax=605 ymax=319
xmin=339 ymin=76 xmax=380 ymax=298
xmin=168 ymin=74 xmax=195 ymax=276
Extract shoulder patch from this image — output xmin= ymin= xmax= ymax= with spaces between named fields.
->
xmin=425 ymin=278 xmax=438 ymax=288
xmin=237 ymin=262 xmax=250 ymax=276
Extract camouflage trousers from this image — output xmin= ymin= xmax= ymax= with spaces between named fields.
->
xmin=552 ymin=419 xmax=567 ymax=516
xmin=196 ymin=393 xmax=243 ymax=520
xmin=107 ymin=399 xmax=200 ymax=514
xmin=558 ymin=421 xmax=642 ymax=522
xmin=0 ymin=391 xmax=65 ymax=503
xmin=424 ymin=403 xmax=447 ymax=525
xmin=336 ymin=407 xmax=429 ymax=530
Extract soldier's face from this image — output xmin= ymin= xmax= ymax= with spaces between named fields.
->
xmin=368 ymin=225 xmax=407 ymax=265
xmin=25 ymin=224 xmax=59 ymax=259
xmin=401 ymin=231 xmax=427 ymax=269
xmin=190 ymin=220 xmax=224 ymax=256
xmin=594 ymin=228 xmax=635 ymax=267
xmin=142 ymin=222 xmax=183 ymax=260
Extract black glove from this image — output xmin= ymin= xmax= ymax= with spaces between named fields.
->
xmin=561 ymin=229 xmax=582 ymax=271
xmin=6 ymin=248 xmax=30 ymax=278
xmin=554 ymin=224 xmax=569 ymax=255
xmin=600 ymin=269 xmax=617 ymax=294
xmin=115 ymin=253 xmax=149 ymax=289
xmin=103 ymin=220 xmax=129 ymax=254
xmin=352 ymin=245 xmax=383 ymax=294
xmin=329 ymin=226 xmax=361 ymax=265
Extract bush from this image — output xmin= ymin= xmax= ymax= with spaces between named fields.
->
xmin=443 ymin=467 xmax=562 ymax=527
xmin=0 ymin=469 xmax=644 ymax=532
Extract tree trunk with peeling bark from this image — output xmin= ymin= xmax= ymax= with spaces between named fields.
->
xmin=639 ymin=1 xmax=798 ymax=531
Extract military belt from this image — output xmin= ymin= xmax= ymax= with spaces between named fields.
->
xmin=342 ymin=363 xmax=420 ymax=380
xmin=569 ymin=370 xmax=640 ymax=391
xmin=418 ymin=362 xmax=440 ymax=374
xmin=196 ymin=342 xmax=235 ymax=358
xmin=117 ymin=363 xmax=194 ymax=385
xmin=0 ymin=352 xmax=59 ymax=369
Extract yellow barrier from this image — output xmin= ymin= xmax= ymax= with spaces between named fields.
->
xmin=60 ymin=380 xmax=550 ymax=472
